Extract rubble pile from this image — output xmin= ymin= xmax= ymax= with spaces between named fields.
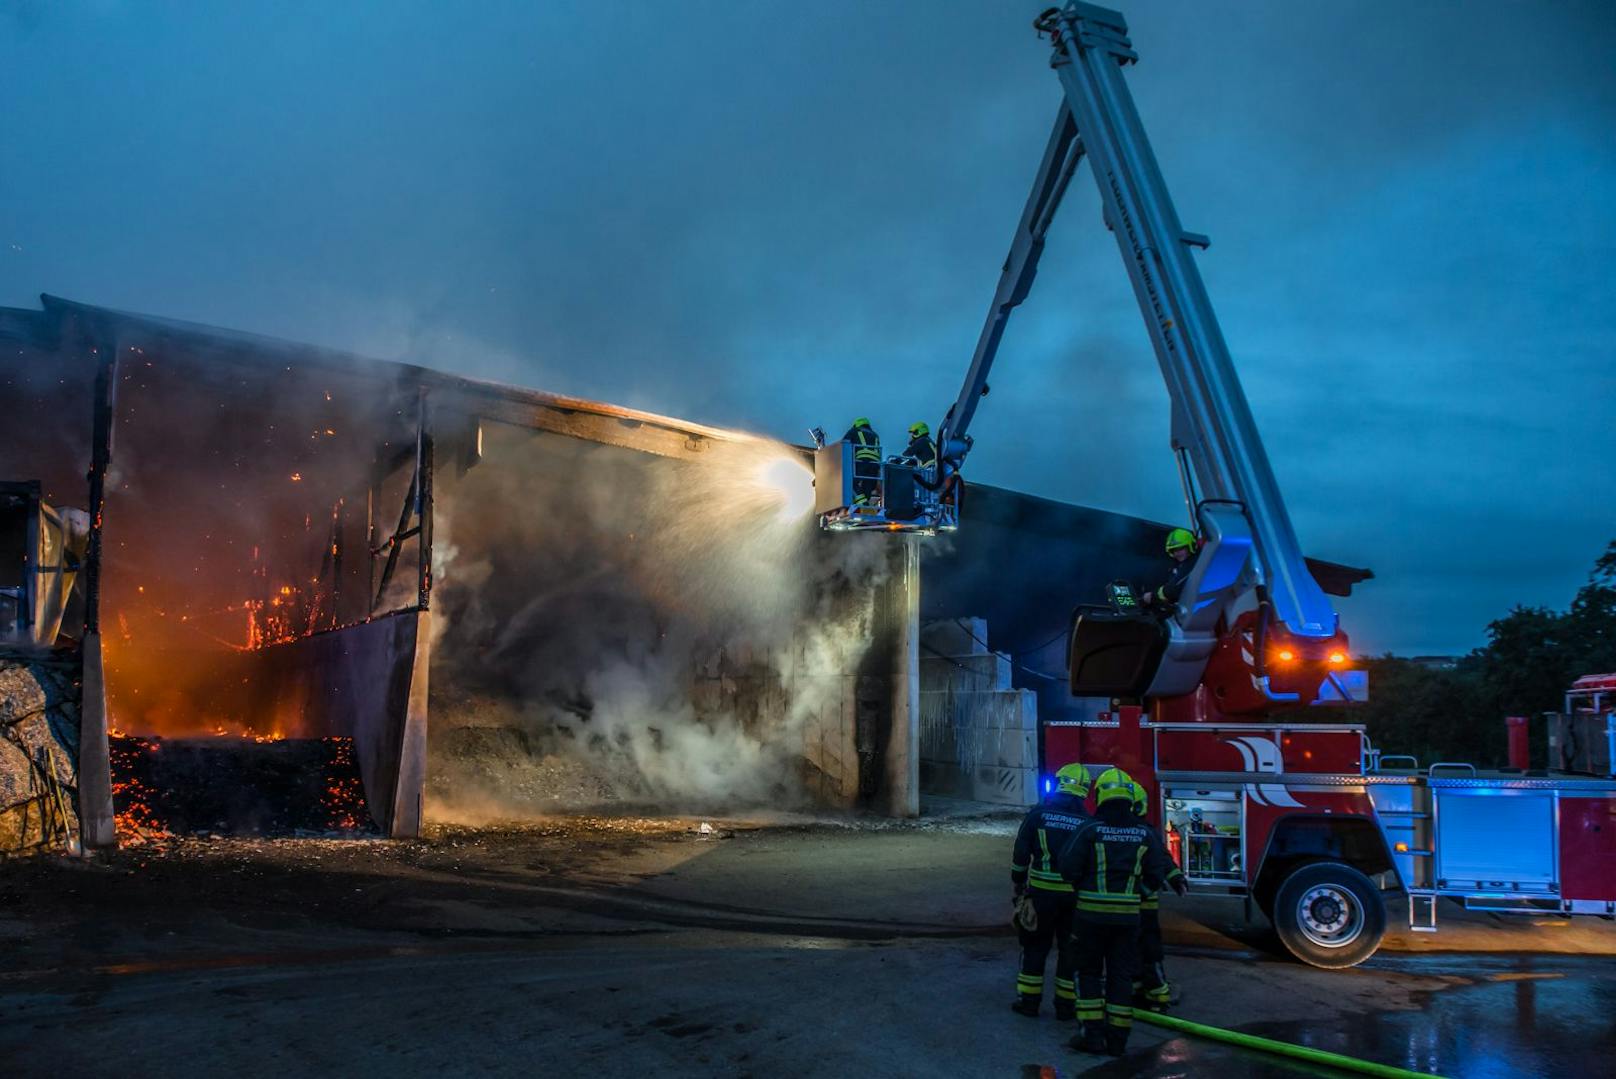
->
xmin=0 ymin=653 xmax=80 ymax=853
xmin=109 ymin=733 xmax=376 ymax=838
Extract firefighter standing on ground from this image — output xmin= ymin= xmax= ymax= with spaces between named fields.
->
xmin=1129 ymin=779 xmax=1172 ymax=1010
xmin=1009 ymin=763 xmax=1091 ymax=1019
xmin=1056 ymin=767 xmax=1186 ymax=1057
xmin=843 ymin=418 xmax=881 ymax=506
xmin=1141 ymin=527 xmax=1197 ymax=610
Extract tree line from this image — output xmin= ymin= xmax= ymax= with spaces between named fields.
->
xmin=1352 ymin=540 xmax=1616 ymax=768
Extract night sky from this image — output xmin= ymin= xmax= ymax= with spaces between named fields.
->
xmin=3 ymin=1 xmax=1613 ymax=656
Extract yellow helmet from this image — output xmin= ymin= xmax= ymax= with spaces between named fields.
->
xmin=1128 ymin=780 xmax=1149 ymax=816
xmin=908 ymin=421 xmax=930 ymax=437
xmin=1093 ymin=766 xmax=1135 ymax=807
xmin=1166 ymin=527 xmax=1196 ymax=554
xmin=1054 ymin=762 xmax=1091 ymax=798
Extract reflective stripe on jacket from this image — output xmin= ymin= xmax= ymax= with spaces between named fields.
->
xmin=845 ymin=426 xmax=881 ymax=462
xmin=1011 ymin=794 xmax=1089 ymax=894
xmin=1056 ymin=812 xmax=1183 ymax=922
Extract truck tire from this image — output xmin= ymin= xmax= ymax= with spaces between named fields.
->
xmin=1272 ymin=862 xmax=1385 ymax=969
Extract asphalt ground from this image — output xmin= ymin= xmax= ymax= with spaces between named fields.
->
xmin=2 ymin=813 xmax=1612 ymax=1077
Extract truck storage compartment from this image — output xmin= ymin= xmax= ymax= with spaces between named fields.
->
xmin=1434 ymin=786 xmax=1558 ymax=894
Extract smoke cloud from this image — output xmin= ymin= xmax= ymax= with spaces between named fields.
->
xmin=426 ymin=425 xmax=892 ymax=818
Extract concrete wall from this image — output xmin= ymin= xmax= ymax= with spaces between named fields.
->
xmin=918 ymin=618 xmax=1039 ymax=806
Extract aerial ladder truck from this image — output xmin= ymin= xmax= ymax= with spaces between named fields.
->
xmin=816 ymin=2 xmax=1616 ymax=967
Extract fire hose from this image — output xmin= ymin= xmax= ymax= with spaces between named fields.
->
xmin=1131 ymin=1010 xmax=1447 ymax=1079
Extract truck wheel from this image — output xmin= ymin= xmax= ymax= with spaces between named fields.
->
xmin=1272 ymin=862 xmax=1385 ymax=969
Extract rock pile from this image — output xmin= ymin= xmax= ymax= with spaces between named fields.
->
xmin=0 ymin=653 xmax=80 ymax=853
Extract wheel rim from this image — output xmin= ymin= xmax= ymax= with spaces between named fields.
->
xmin=1295 ymin=882 xmax=1364 ymax=949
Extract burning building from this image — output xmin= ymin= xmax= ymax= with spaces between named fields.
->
xmin=0 ymin=294 xmax=1373 ymax=851
xmin=0 ymin=296 xmax=920 ymax=849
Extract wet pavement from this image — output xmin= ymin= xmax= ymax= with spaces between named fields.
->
xmin=5 ymin=821 xmax=1615 ymax=1077
xmin=1094 ymin=955 xmax=1616 ymax=1078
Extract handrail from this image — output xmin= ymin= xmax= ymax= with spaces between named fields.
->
xmin=1375 ymin=754 xmax=1419 ymax=772
xmin=1428 ymin=762 xmax=1478 ymax=777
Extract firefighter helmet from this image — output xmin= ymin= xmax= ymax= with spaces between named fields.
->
xmin=908 ymin=421 xmax=930 ymax=437
xmin=852 ymin=417 xmax=873 ymax=429
xmin=1166 ymin=527 xmax=1196 ymax=554
xmin=1054 ymin=762 xmax=1091 ymax=798
xmin=1128 ymin=780 xmax=1149 ymax=817
xmin=1093 ymin=766 xmax=1135 ymax=807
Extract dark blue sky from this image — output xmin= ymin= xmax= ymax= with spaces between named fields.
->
xmin=3 ymin=1 xmax=1613 ymax=655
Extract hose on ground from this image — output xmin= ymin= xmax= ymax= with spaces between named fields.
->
xmin=1132 ymin=1010 xmax=1447 ymax=1079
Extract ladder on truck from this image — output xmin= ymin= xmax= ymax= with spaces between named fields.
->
xmin=815 ymin=1 xmax=1343 ymax=699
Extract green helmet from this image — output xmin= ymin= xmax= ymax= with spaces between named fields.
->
xmin=1128 ymin=780 xmax=1149 ymax=817
xmin=1165 ymin=527 xmax=1196 ymax=554
xmin=852 ymin=417 xmax=873 ymax=429
xmin=908 ymin=421 xmax=929 ymax=437
xmin=1093 ymin=766 xmax=1135 ymax=807
xmin=1054 ymin=762 xmax=1091 ymax=798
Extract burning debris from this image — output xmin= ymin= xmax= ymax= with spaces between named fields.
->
xmin=109 ymin=732 xmax=376 ymax=840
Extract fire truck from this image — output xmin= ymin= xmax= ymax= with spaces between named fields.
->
xmin=814 ymin=2 xmax=1616 ymax=967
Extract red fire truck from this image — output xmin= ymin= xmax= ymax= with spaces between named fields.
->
xmin=1045 ymin=696 xmax=1616 ymax=968
xmin=813 ymin=3 xmax=1616 ymax=966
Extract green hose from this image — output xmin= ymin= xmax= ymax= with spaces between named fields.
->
xmin=1132 ymin=1010 xmax=1446 ymax=1079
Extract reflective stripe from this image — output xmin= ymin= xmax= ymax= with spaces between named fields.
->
xmin=852 ymin=430 xmax=880 ymax=461
xmin=1124 ymin=845 xmax=1147 ymax=898
xmin=1036 ymin=827 xmax=1072 ymax=887
xmin=1011 ymin=862 xmax=1029 ymax=871
xmin=1029 ymin=878 xmax=1074 ymax=893
xmin=1075 ymin=996 xmax=1104 ymax=1021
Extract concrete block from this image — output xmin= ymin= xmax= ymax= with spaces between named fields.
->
xmin=923 ymin=689 xmax=1036 ymax=731
xmin=920 ymin=617 xmax=990 ymax=657
xmin=965 ymin=765 xmax=1039 ymax=806
xmin=919 ymin=653 xmax=1012 ymax=693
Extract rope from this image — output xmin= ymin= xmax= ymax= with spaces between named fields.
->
xmin=1133 ymin=1010 xmax=1447 ymax=1079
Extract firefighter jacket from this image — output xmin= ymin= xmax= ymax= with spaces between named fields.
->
xmin=1155 ymin=557 xmax=1193 ymax=606
xmin=900 ymin=433 xmax=937 ymax=470
xmin=1011 ymin=792 xmax=1090 ymax=894
xmin=1056 ymin=804 xmax=1184 ymax=922
xmin=843 ymin=425 xmax=881 ymax=463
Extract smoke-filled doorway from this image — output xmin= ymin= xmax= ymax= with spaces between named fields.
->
xmin=426 ymin=422 xmax=907 ymax=820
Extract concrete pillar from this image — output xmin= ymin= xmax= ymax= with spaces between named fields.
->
xmin=77 ymin=631 xmax=115 ymax=849
xmin=884 ymin=536 xmax=920 ymax=817
xmin=388 ymin=608 xmax=431 ymax=838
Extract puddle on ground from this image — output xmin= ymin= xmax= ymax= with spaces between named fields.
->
xmin=1075 ymin=956 xmax=1616 ymax=1078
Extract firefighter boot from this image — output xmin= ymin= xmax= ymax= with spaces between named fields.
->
xmin=1068 ymin=1023 xmax=1106 ymax=1054
xmin=1105 ymin=1028 xmax=1129 ymax=1058
xmin=1010 ymin=996 xmax=1041 ymax=1018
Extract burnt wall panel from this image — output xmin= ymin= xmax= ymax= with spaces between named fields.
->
xmin=211 ymin=610 xmax=426 ymax=835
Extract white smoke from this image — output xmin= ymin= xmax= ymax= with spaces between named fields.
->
xmin=426 ymin=424 xmax=892 ymax=817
